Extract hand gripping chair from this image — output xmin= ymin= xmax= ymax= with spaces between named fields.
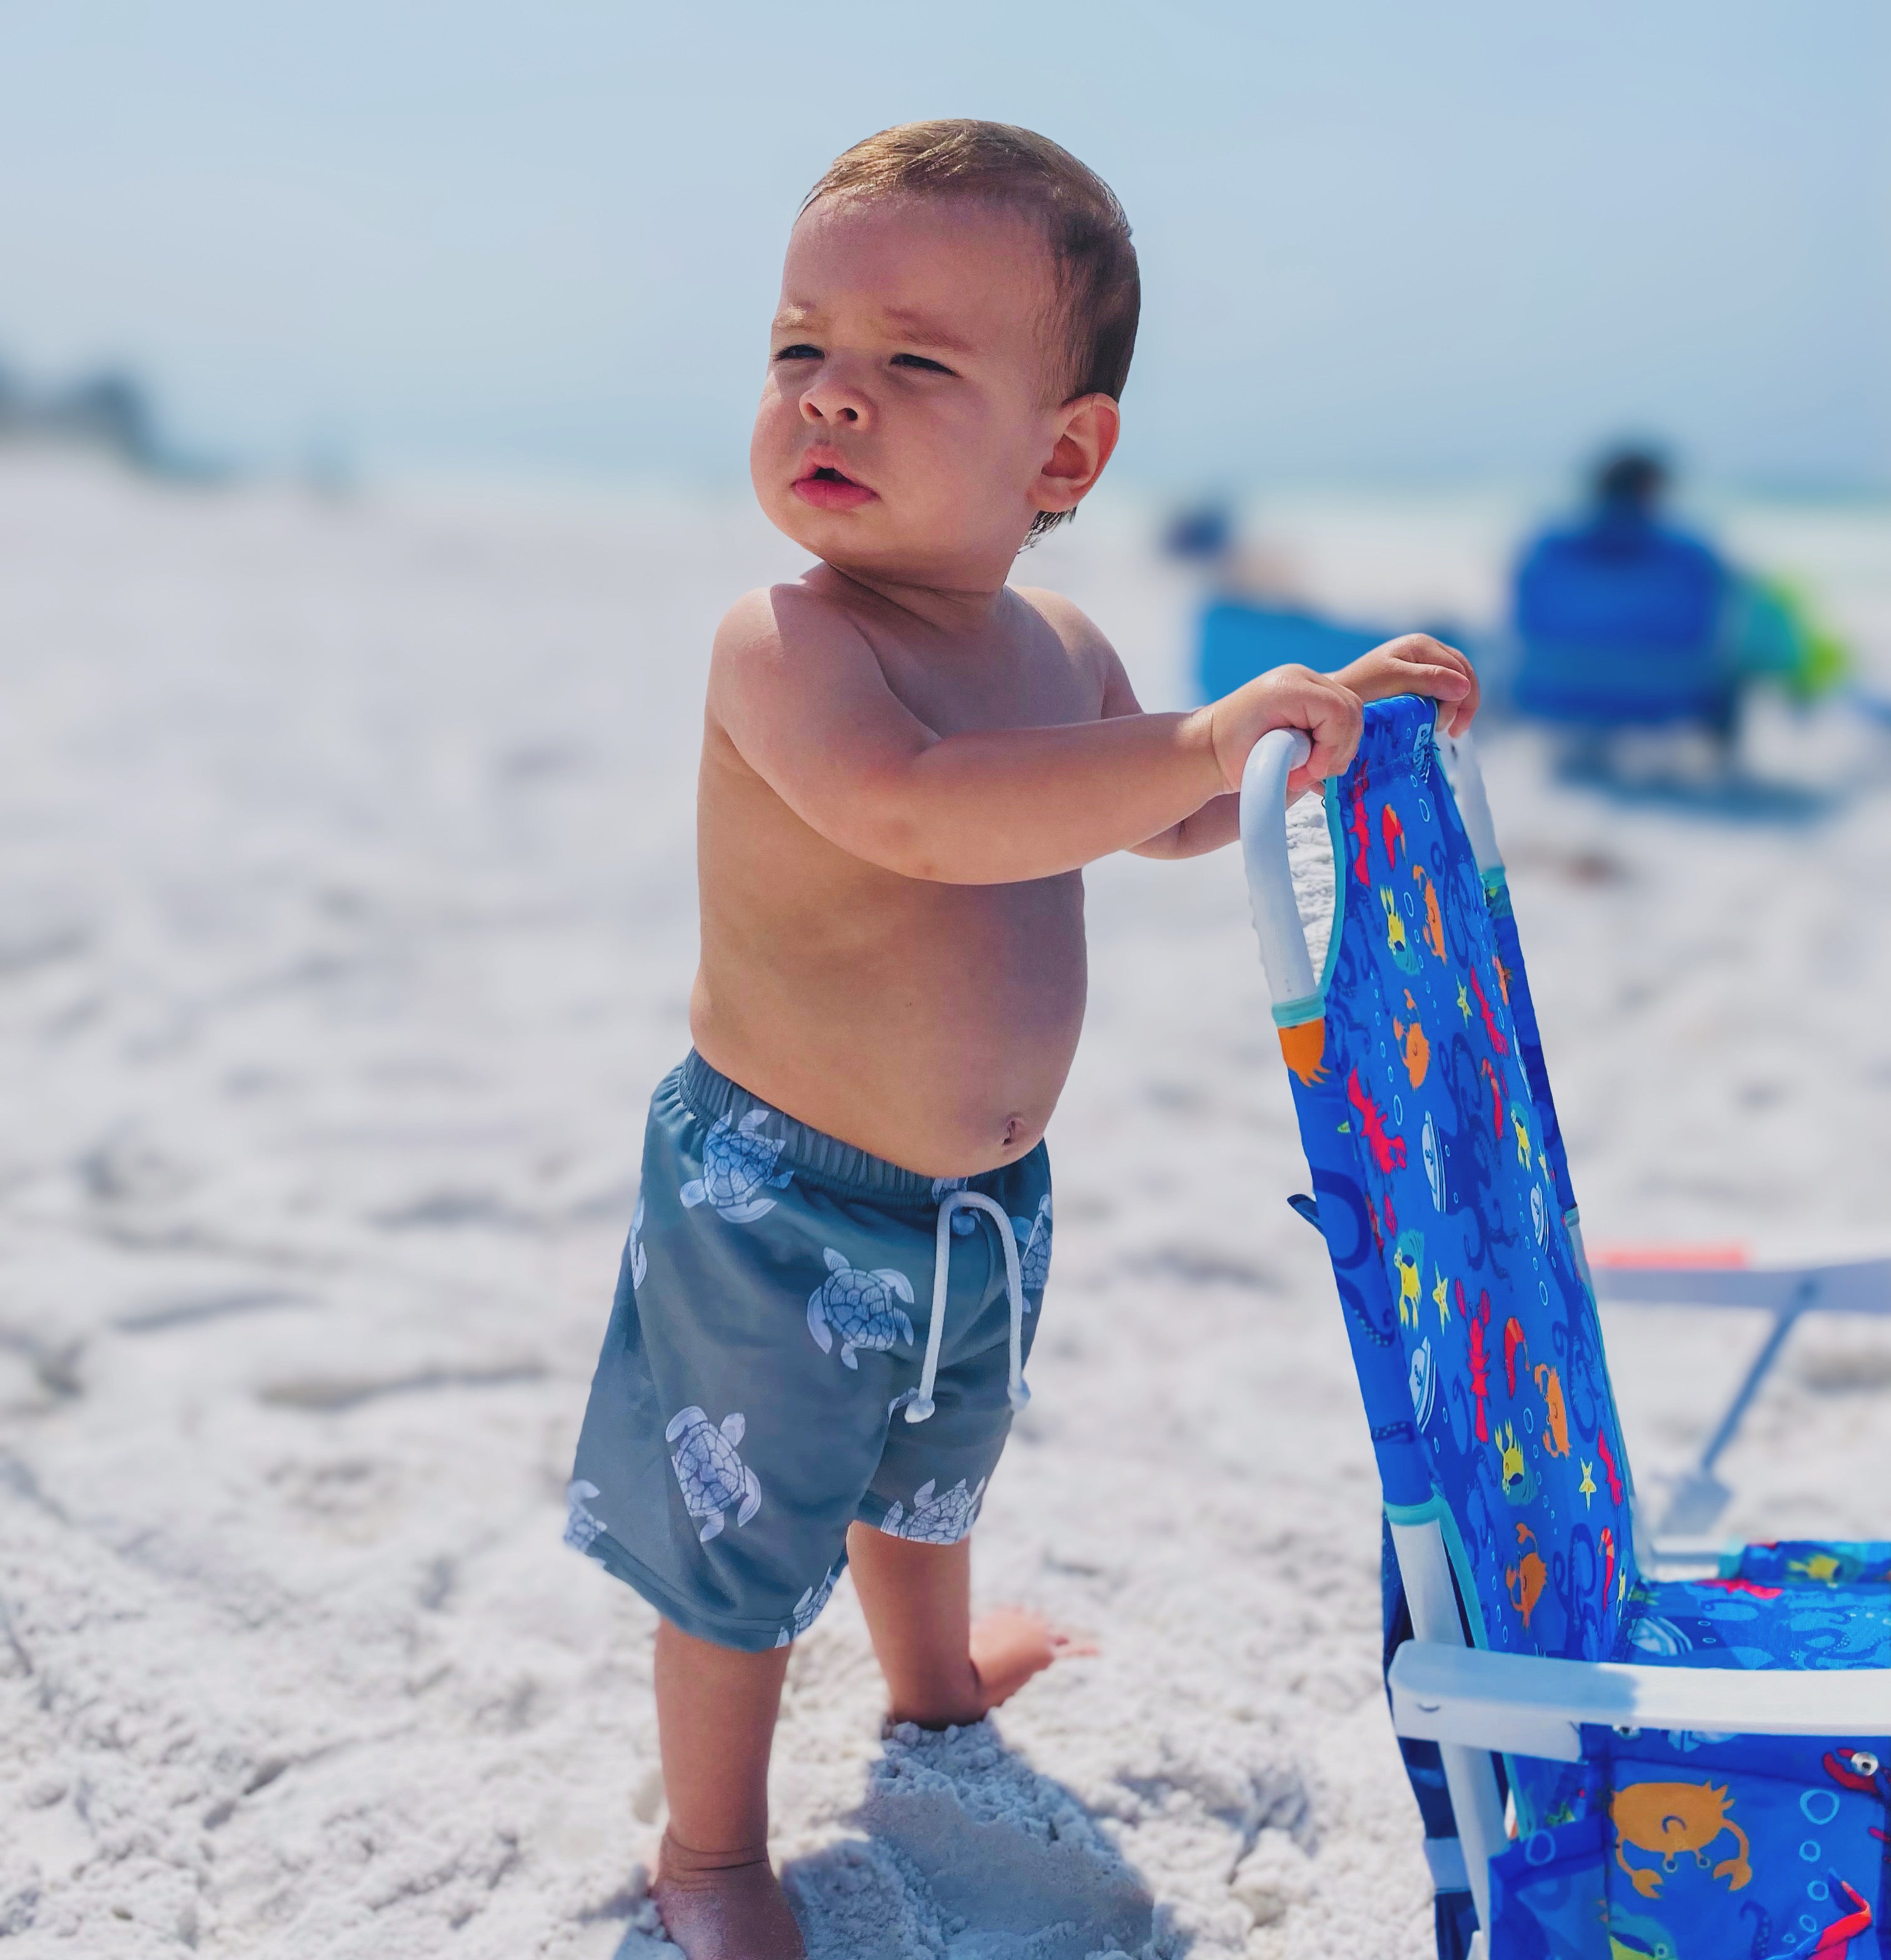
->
xmin=1238 ymin=697 xmax=1891 ymax=1960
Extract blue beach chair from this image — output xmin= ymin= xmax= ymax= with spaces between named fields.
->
xmin=1237 ymin=699 xmax=1891 ymax=1959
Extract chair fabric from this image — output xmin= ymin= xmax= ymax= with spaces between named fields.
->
xmin=1511 ymin=515 xmax=1732 ymax=729
xmin=1275 ymin=700 xmax=1891 ymax=1957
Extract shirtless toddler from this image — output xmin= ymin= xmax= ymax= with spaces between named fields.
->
xmin=566 ymin=119 xmax=1478 ymax=1959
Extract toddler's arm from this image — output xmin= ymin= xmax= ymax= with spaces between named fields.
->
xmin=708 ymin=587 xmax=1360 ymax=886
xmin=1123 ymin=632 xmax=1480 ymax=860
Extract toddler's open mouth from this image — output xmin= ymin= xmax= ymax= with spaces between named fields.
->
xmin=792 ymin=456 xmax=878 ymax=512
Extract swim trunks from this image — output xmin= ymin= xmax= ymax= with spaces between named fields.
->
xmin=565 ymin=1051 xmax=1052 ymax=1652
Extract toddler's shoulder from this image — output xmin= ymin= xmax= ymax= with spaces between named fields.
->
xmin=713 ymin=579 xmax=870 ymax=672
xmin=1011 ymin=585 xmax=1120 ymax=682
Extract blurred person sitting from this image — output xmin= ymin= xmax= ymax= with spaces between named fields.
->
xmin=1511 ymin=445 xmax=1848 ymax=769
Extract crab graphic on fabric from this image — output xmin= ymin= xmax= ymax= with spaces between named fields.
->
xmin=1009 ymin=1193 xmax=1053 ymax=1296
xmin=807 ymin=1248 xmax=916 ymax=1368
xmin=680 ymin=1109 xmax=794 ymax=1223
xmin=880 ymin=1476 xmax=987 ymax=1545
xmin=665 ymin=1405 xmax=762 ymax=1542
xmin=774 ymin=1561 xmax=843 ymax=1647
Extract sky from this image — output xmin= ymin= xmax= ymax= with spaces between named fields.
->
xmin=1 ymin=0 xmax=1886 ymax=494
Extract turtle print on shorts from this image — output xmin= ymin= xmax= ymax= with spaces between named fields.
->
xmin=880 ymin=1476 xmax=987 ymax=1545
xmin=807 ymin=1247 xmax=916 ymax=1367
xmin=1009 ymin=1193 xmax=1052 ymax=1300
xmin=566 ymin=1051 xmax=1051 ymax=1652
xmin=774 ymin=1561 xmax=844 ymax=1647
xmin=563 ymin=1478 xmax=607 ymax=1555
xmin=679 ymin=1108 xmax=793 ymax=1223
xmin=665 ymin=1405 xmax=762 ymax=1542
xmin=627 ymin=1194 xmax=648 ymax=1289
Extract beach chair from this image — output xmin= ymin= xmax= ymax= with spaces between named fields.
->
xmin=1237 ymin=697 xmax=1891 ymax=1959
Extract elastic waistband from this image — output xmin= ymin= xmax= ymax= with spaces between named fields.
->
xmin=672 ymin=1051 xmax=1027 ymax=1208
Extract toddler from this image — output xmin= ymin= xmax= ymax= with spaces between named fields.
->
xmin=566 ymin=119 xmax=1477 ymax=1959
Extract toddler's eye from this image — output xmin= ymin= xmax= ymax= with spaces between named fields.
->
xmin=774 ymin=344 xmax=821 ymax=362
xmin=890 ymin=353 xmax=954 ymax=375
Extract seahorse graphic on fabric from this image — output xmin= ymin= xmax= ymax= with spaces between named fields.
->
xmin=1503 ymin=1316 xmax=1529 ymax=1395
xmin=1348 ymin=767 xmax=1373 ymax=886
xmin=1463 ymin=1282 xmax=1493 ymax=1442
xmin=1479 ymin=1055 xmax=1506 ymax=1141
xmin=1536 ymin=1363 xmax=1571 ymax=1456
xmin=1381 ymin=803 xmax=1406 ymax=872
xmin=1468 ymin=967 xmax=1510 ymax=1055
xmin=1413 ymin=864 xmax=1447 ymax=961
xmin=1346 ymin=1069 xmax=1408 ymax=1171
xmin=1596 ymin=1427 xmax=1624 ymax=1505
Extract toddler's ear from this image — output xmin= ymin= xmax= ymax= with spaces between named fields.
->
xmin=1031 ymin=393 xmax=1121 ymax=520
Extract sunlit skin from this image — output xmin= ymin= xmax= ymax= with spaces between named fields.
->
xmin=662 ymin=190 xmax=1479 ymax=1960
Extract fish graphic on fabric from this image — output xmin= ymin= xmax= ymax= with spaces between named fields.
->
xmin=1379 ymin=887 xmax=1421 ymax=972
xmin=1506 ymin=1522 xmax=1548 ymax=1626
xmin=1495 ymin=1420 xmax=1536 ymax=1504
xmin=1346 ymin=1070 xmax=1407 ymax=1172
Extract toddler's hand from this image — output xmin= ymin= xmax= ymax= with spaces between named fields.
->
xmin=1205 ymin=663 xmax=1363 ymax=799
xmin=1334 ymin=634 xmax=1480 ymax=735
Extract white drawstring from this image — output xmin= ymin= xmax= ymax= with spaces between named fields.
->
xmin=904 ymin=1191 xmax=1029 ymax=1423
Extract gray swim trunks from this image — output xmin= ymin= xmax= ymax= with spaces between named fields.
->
xmin=565 ymin=1052 xmax=1052 ymax=1652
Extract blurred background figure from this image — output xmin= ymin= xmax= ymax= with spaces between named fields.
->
xmin=1165 ymin=498 xmax=1472 ymax=702
xmin=1511 ymin=444 xmax=1854 ymax=772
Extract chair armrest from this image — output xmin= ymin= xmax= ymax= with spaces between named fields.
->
xmin=1590 ymin=1253 xmax=1891 ymax=1313
xmin=1389 ymin=1640 xmax=1891 ymax=1765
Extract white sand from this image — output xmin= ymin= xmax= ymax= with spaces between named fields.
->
xmin=1 ymin=458 xmax=1887 ymax=1958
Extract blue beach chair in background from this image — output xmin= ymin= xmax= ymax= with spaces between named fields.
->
xmin=1238 ymin=699 xmax=1891 ymax=1959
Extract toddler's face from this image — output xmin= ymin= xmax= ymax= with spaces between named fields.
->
xmin=752 ymin=196 xmax=1090 ymax=580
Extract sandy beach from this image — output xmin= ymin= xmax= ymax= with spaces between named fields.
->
xmin=1 ymin=455 xmax=1888 ymax=1959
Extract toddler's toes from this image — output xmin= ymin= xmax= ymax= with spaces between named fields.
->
xmin=968 ymin=1605 xmax=1099 ymax=1711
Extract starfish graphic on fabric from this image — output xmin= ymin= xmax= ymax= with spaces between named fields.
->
xmin=1579 ymin=1461 xmax=1596 ymax=1507
xmin=1456 ymin=981 xmax=1471 ymax=1021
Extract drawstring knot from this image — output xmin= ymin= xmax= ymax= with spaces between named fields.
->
xmin=904 ymin=1191 xmax=1029 ymax=1423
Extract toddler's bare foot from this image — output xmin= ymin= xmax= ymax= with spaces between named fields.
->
xmin=652 ymin=1831 xmax=804 ymax=1960
xmin=967 ymin=1606 xmax=1099 ymax=1714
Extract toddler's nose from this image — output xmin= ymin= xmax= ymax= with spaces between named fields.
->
xmin=800 ymin=377 xmax=869 ymax=427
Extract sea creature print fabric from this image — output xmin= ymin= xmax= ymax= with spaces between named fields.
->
xmin=1281 ymin=698 xmax=1638 ymax=1665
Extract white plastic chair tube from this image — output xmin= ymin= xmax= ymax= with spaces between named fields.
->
xmin=1238 ymin=729 xmax=1316 ymax=1008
